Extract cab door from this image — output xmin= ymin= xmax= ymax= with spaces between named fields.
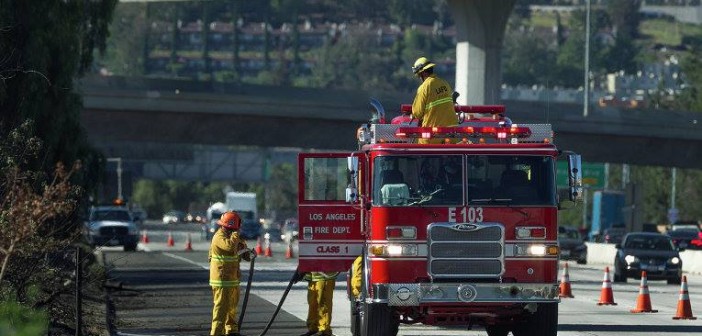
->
xmin=297 ymin=152 xmax=365 ymax=272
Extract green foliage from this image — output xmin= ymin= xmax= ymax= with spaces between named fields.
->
xmin=678 ymin=48 xmax=702 ymax=112
xmin=267 ymin=163 xmax=298 ymax=218
xmin=0 ymin=300 xmax=48 ymax=336
xmin=503 ymin=31 xmax=557 ymax=86
xmin=605 ymin=0 xmax=641 ymax=39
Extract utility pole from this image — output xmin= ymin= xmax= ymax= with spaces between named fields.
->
xmin=583 ymin=0 xmax=591 ymax=117
xmin=107 ymin=158 xmax=123 ymax=200
xmin=671 ymin=167 xmax=677 ymax=210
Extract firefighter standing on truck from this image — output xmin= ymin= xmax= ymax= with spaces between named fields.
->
xmin=298 ymin=271 xmax=340 ymax=336
xmin=411 ymin=56 xmax=457 ymax=144
xmin=209 ymin=211 xmax=253 ymax=336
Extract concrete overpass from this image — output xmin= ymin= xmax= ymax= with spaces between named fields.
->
xmin=81 ymin=75 xmax=702 ymax=171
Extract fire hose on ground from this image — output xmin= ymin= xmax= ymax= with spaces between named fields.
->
xmin=237 ymin=248 xmax=302 ymax=336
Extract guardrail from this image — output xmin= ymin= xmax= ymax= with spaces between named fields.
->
xmin=585 ymin=242 xmax=702 ymax=275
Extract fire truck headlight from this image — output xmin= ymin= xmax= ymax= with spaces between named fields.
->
xmin=515 ymin=244 xmax=558 ymax=256
xmin=528 ymin=245 xmax=547 ymax=256
xmin=388 ymin=244 xmax=418 ymax=256
xmin=370 ymin=244 xmax=418 ymax=256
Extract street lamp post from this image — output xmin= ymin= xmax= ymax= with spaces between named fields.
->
xmin=583 ymin=0 xmax=591 ymax=118
xmin=106 ymin=158 xmax=123 ymax=200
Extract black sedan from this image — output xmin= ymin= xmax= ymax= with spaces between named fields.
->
xmin=558 ymin=226 xmax=587 ymax=264
xmin=613 ymin=232 xmax=682 ymax=284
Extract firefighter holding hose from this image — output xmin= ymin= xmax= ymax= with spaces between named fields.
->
xmin=209 ymin=211 xmax=253 ymax=336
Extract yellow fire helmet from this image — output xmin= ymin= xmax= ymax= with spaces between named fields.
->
xmin=412 ymin=57 xmax=435 ymax=75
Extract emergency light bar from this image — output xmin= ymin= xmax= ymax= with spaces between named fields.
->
xmin=395 ymin=126 xmax=532 ymax=140
xmin=400 ymin=104 xmax=506 ymax=115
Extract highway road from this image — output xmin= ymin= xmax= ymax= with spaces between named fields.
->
xmin=101 ymin=221 xmax=702 ymax=336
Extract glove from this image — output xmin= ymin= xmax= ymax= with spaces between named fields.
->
xmin=292 ymin=271 xmax=306 ymax=284
xmin=237 ymin=248 xmax=254 ymax=262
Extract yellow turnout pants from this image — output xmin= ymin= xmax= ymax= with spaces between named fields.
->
xmin=306 ymin=279 xmax=335 ymax=333
xmin=211 ymin=286 xmax=240 ymax=336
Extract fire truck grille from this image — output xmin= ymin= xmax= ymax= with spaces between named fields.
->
xmin=430 ymin=242 xmax=502 ymax=258
xmin=428 ymin=223 xmax=505 ymax=278
xmin=430 ymin=260 xmax=502 ymax=276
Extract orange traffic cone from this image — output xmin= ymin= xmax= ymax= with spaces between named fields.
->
xmin=141 ymin=230 xmax=150 ymax=244
xmin=673 ymin=276 xmax=697 ymax=320
xmin=167 ymin=232 xmax=174 ymax=247
xmin=254 ymin=237 xmax=263 ymax=255
xmin=559 ymin=262 xmax=574 ymax=298
xmin=285 ymin=240 xmax=294 ymax=259
xmin=597 ymin=267 xmax=617 ymax=305
xmin=264 ymin=235 xmax=272 ymax=257
xmin=631 ymin=271 xmax=658 ymax=313
xmin=184 ymin=233 xmax=193 ymax=252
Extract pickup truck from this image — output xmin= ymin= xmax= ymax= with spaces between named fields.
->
xmin=85 ymin=205 xmax=139 ymax=251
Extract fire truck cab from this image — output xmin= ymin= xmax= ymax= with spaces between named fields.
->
xmin=297 ymin=103 xmax=583 ymax=336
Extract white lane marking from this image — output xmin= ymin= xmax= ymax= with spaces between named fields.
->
xmin=162 ymin=252 xmax=209 ymax=270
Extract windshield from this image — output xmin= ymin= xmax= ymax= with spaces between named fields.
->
xmin=624 ymin=235 xmax=674 ymax=251
xmin=372 ymin=155 xmax=556 ymax=206
xmin=91 ymin=210 xmax=131 ymax=222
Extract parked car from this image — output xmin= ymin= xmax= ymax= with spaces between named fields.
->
xmin=281 ymin=218 xmax=299 ymax=242
xmin=558 ymin=226 xmax=587 ymax=264
xmin=613 ymin=232 xmax=682 ymax=284
xmin=667 ymin=227 xmax=701 ymax=249
xmin=162 ymin=210 xmax=186 ymax=224
xmin=85 ymin=206 xmax=139 ymax=251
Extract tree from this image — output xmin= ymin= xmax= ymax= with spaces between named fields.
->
xmin=0 ymin=2 xmax=117 ymax=331
xmin=0 ymin=0 xmax=116 ymax=177
xmin=503 ymin=30 xmax=557 ymax=86
xmin=267 ymin=163 xmax=298 ymax=218
xmin=0 ymin=124 xmax=80 ymax=283
xmin=606 ymin=0 xmax=641 ymax=40
xmin=678 ymin=46 xmax=702 ymax=112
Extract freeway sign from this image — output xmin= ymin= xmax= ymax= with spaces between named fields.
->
xmin=557 ymin=161 xmax=606 ymax=189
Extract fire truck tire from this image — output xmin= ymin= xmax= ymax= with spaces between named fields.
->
xmin=485 ymin=325 xmax=510 ymax=336
xmin=360 ymin=302 xmax=398 ymax=336
xmin=512 ymin=302 xmax=558 ymax=336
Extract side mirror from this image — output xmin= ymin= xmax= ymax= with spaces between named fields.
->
xmin=348 ymin=156 xmax=359 ymax=175
xmin=567 ymin=154 xmax=583 ymax=203
xmin=346 ymin=186 xmax=358 ymax=203
xmin=615 ymin=243 xmax=621 ymax=249
xmin=347 ymin=156 xmax=360 ymax=203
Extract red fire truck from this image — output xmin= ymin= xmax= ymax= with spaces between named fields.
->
xmin=297 ymin=102 xmax=583 ymax=336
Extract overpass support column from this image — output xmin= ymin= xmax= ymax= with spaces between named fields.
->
xmin=448 ymin=0 xmax=516 ymax=105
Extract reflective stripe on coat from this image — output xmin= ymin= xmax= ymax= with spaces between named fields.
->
xmin=209 ymin=229 xmax=248 ymax=287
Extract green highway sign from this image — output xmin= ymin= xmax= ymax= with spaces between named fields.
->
xmin=557 ymin=161 xmax=606 ymax=189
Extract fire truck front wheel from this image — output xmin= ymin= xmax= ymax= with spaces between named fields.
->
xmin=512 ymin=302 xmax=558 ymax=336
xmin=485 ymin=325 xmax=510 ymax=336
xmin=360 ymin=302 xmax=399 ymax=336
